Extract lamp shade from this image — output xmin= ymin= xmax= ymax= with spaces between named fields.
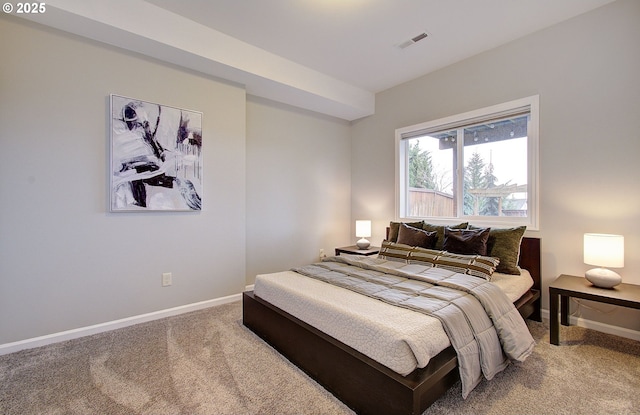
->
xmin=355 ymin=220 xmax=371 ymax=238
xmin=583 ymin=233 xmax=624 ymax=268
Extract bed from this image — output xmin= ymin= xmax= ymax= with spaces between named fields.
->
xmin=243 ymin=229 xmax=541 ymax=415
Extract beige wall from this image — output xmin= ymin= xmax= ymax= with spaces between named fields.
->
xmin=351 ymin=0 xmax=640 ymax=332
xmin=2 ymin=0 xmax=638 ymax=345
xmin=245 ymin=96 xmax=351 ymax=284
xmin=0 ymin=14 xmax=353 ymax=345
xmin=0 ymin=16 xmax=247 ymax=343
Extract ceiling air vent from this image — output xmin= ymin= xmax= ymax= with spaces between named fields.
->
xmin=397 ymin=32 xmax=429 ymax=49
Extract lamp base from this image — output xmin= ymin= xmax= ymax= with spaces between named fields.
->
xmin=356 ymin=238 xmax=370 ymax=249
xmin=585 ymin=268 xmax=622 ymax=288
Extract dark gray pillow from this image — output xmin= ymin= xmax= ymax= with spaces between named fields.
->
xmin=422 ymin=222 xmax=468 ymax=250
xmin=397 ymin=223 xmax=437 ymax=249
xmin=387 ymin=221 xmax=424 ymax=242
xmin=443 ymin=227 xmax=490 ymax=256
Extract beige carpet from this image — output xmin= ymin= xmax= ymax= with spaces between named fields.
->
xmin=1 ymin=301 xmax=638 ymax=415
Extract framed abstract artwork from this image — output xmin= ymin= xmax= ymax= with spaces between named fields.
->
xmin=110 ymin=94 xmax=203 ymax=212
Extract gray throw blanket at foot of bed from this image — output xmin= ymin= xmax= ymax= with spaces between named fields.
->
xmin=292 ymin=255 xmax=535 ymax=398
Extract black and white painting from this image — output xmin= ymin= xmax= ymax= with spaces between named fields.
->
xmin=110 ymin=95 xmax=203 ymax=212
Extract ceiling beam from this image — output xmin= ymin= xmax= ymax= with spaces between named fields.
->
xmin=18 ymin=0 xmax=375 ymax=121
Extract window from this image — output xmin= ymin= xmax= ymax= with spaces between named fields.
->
xmin=396 ymin=96 xmax=539 ymax=229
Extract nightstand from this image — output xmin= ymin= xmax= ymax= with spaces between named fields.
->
xmin=335 ymin=245 xmax=380 ymax=256
xmin=549 ymin=274 xmax=640 ymax=345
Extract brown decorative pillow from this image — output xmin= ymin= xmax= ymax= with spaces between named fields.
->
xmin=397 ymin=223 xmax=437 ymax=249
xmin=388 ymin=221 xmax=424 ymax=242
xmin=443 ymin=227 xmax=490 ymax=256
xmin=422 ymin=222 xmax=468 ymax=250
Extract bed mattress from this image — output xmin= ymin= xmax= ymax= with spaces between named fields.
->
xmin=252 ymin=262 xmax=533 ymax=377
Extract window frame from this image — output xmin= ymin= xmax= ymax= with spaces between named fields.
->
xmin=395 ymin=95 xmax=539 ymax=230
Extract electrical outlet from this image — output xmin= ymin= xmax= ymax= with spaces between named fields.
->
xmin=162 ymin=272 xmax=172 ymax=287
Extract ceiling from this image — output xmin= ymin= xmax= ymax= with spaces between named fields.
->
xmin=146 ymin=0 xmax=614 ymax=92
xmin=19 ymin=0 xmax=615 ymax=120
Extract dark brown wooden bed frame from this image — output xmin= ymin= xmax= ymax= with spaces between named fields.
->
xmin=243 ymin=237 xmax=541 ymax=415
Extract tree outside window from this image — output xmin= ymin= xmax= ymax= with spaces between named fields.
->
xmin=396 ymin=96 xmax=538 ymax=229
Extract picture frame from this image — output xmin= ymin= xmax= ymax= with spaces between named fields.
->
xmin=109 ymin=94 xmax=203 ymax=212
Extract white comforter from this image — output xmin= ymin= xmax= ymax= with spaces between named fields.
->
xmin=253 ymin=255 xmax=534 ymax=396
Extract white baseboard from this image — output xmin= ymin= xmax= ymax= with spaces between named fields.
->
xmin=541 ymin=309 xmax=640 ymax=341
xmin=0 ymin=293 xmax=242 ymax=356
xmin=5 ymin=298 xmax=638 ymax=357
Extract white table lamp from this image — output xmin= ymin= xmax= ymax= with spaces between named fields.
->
xmin=355 ymin=220 xmax=371 ymax=249
xmin=583 ymin=233 xmax=624 ymax=288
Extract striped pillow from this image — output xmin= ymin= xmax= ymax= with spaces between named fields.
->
xmin=378 ymin=240 xmax=414 ymax=262
xmin=406 ymin=246 xmax=442 ymax=265
xmin=427 ymin=251 xmax=500 ymax=280
xmin=380 ymin=241 xmax=500 ymax=280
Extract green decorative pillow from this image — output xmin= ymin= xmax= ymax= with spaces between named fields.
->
xmin=397 ymin=223 xmax=437 ymax=249
xmin=388 ymin=221 xmax=424 ymax=242
xmin=487 ymin=226 xmax=526 ymax=275
xmin=422 ymin=222 xmax=468 ymax=250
